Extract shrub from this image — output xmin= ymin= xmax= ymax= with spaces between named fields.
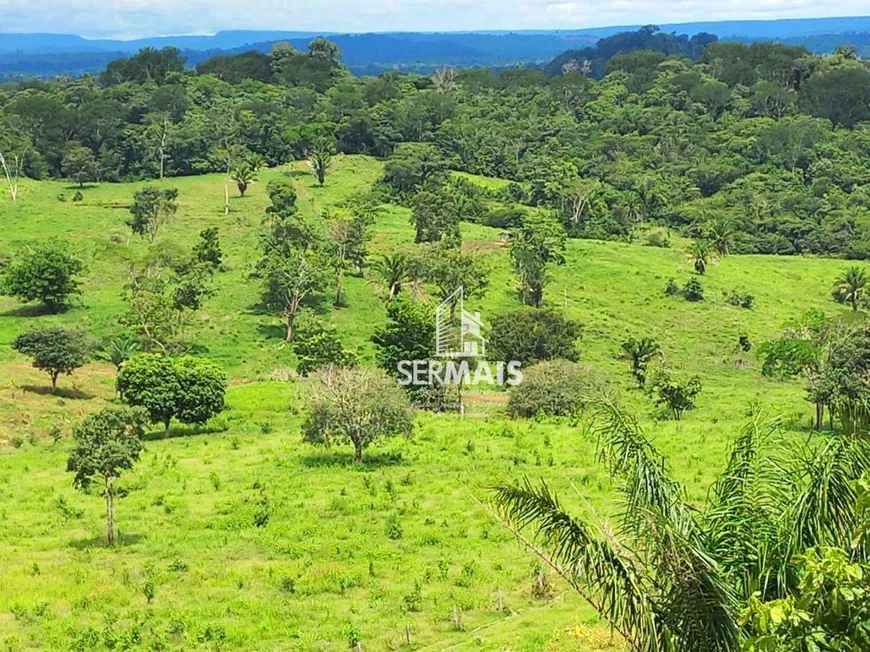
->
xmin=644 ymin=230 xmax=671 ymax=248
xmin=725 ymin=289 xmax=755 ymax=309
xmin=507 ymin=359 xmax=605 ymax=418
xmin=683 ymin=278 xmax=705 ymax=302
xmin=648 ymin=367 xmax=702 ymax=420
xmin=664 ymin=278 xmax=680 ymax=296
xmin=293 ymin=322 xmax=357 ymax=376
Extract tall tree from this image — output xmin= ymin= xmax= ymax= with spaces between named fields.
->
xmin=509 ymin=212 xmax=567 ymax=308
xmin=128 ymin=187 xmax=178 ymax=243
xmin=67 ymin=407 xmax=146 ymax=546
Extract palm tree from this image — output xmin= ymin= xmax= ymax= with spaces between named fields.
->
xmin=230 ymin=162 xmax=257 ymax=197
xmin=490 ymin=403 xmax=870 ymax=651
xmin=307 ymin=140 xmax=333 ymax=187
xmin=687 ymin=240 xmax=712 ymax=275
xmin=832 ymin=266 xmax=867 ymax=312
xmin=620 ymin=337 xmax=661 ymax=387
xmin=704 ymin=216 xmax=735 ymax=256
xmin=370 ymin=253 xmax=411 ymax=300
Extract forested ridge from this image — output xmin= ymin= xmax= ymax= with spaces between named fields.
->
xmin=3 ymin=28 xmax=870 ymax=258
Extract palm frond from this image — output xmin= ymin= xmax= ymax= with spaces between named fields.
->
xmin=491 ymin=479 xmax=660 ymax=651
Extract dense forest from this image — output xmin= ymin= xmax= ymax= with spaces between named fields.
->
xmin=3 ymin=27 xmax=870 ymax=258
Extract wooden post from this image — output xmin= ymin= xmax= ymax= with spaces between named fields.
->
xmin=497 ymin=589 xmax=503 ymax=612
xmin=405 ymin=624 xmax=411 ymax=645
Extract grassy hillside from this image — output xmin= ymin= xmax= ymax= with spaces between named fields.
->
xmin=0 ymin=155 xmax=855 ymax=650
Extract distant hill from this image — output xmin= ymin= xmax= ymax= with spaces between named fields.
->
xmin=2 ymin=16 xmax=870 ymax=79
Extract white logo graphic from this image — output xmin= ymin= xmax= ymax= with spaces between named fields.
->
xmin=435 ymin=287 xmax=487 ymax=358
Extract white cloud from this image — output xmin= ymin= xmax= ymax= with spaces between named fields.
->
xmin=0 ymin=0 xmax=867 ymax=38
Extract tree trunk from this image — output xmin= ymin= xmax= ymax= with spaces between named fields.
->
xmin=353 ymin=443 xmax=362 ymax=462
xmin=164 ymin=418 xmax=171 ymax=438
xmin=106 ymin=480 xmax=116 ymax=546
xmin=815 ymin=402 xmax=824 ymax=431
xmin=51 ymin=371 xmax=58 ymax=392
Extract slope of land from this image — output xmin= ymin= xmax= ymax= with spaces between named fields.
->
xmin=0 ymin=156 xmax=853 ymax=650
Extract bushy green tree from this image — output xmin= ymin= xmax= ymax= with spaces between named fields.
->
xmin=293 ymin=322 xmax=357 ymax=376
xmin=0 ymin=240 xmax=85 ymax=312
xmin=67 ymin=407 xmax=146 ymax=545
xmin=13 ymin=327 xmax=90 ymax=391
xmin=488 ymin=307 xmax=580 ymax=366
xmin=61 ymin=144 xmax=98 ymax=187
xmin=116 ymin=353 xmax=226 ymax=436
xmin=648 ymin=366 xmax=702 ymax=419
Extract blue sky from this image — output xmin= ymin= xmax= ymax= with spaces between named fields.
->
xmin=0 ymin=0 xmax=867 ymax=39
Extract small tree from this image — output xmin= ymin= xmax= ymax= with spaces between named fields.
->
xmin=0 ymin=149 xmax=25 ymax=203
xmin=416 ymin=243 xmax=489 ymax=306
xmin=307 ymin=139 xmax=333 ymax=186
xmin=230 ymin=162 xmax=257 ymax=197
xmin=683 ymin=277 xmax=705 ymax=302
xmin=116 ymin=353 xmax=226 ymax=436
xmin=302 ymin=366 xmax=414 ymax=462
xmin=620 ymin=337 xmax=662 ymax=388
xmin=293 ymin=322 xmax=357 ymax=376
xmin=370 ymin=253 xmax=412 ymax=300
xmin=687 ymin=239 xmax=714 ymax=275
xmin=648 ymin=367 xmax=702 ymax=420
xmin=191 ymin=227 xmax=222 ymax=270
xmin=67 ymin=407 xmax=146 ymax=545
xmin=13 ymin=327 xmax=90 ymax=391
xmin=510 ymin=212 xmax=567 ymax=308
xmin=260 ymin=249 xmax=328 ymax=342
xmin=832 ymin=266 xmax=867 ymax=312
xmin=128 ymin=187 xmax=179 ymax=242
xmin=61 ymin=144 xmax=98 ymax=188
xmin=488 ymin=307 xmax=581 ymax=366
xmin=1 ymin=240 xmax=85 ymax=312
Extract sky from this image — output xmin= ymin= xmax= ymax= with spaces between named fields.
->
xmin=0 ymin=0 xmax=868 ymax=39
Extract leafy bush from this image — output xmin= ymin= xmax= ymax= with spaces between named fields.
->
xmin=725 ymin=289 xmax=755 ymax=309
xmin=507 ymin=360 xmax=606 ymax=418
xmin=644 ymin=230 xmax=671 ymax=248
xmin=664 ymin=278 xmax=680 ymax=296
xmin=683 ymin=277 xmax=705 ymax=302
xmin=648 ymin=367 xmax=702 ymax=419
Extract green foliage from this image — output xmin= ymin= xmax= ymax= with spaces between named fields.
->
xmin=742 ymin=547 xmax=870 ymax=651
xmin=507 ymin=360 xmax=604 ymax=418
xmin=12 ymin=327 xmax=90 ymax=390
xmin=620 ymin=337 xmax=662 ymax=388
xmin=725 ymin=289 xmax=755 ymax=309
xmin=66 ymin=406 xmax=147 ymax=545
xmin=509 ymin=212 xmax=567 ymax=308
xmin=832 ymin=267 xmax=867 ymax=312
xmin=128 ymin=187 xmax=178 ymax=243
xmin=191 ymin=227 xmax=222 ymax=270
xmin=414 ymin=242 xmax=488 ymax=302
xmin=116 ymin=353 xmax=227 ymax=434
xmin=61 ymin=144 xmax=98 ymax=187
xmin=307 ymin=138 xmax=333 ymax=186
xmin=649 ymin=366 xmax=702 ymax=419
xmin=302 ymin=366 xmax=415 ymax=461
xmin=683 ymin=277 xmax=705 ymax=302
xmin=0 ymin=239 xmax=85 ymax=311
xmin=293 ymin=322 xmax=357 ymax=376
xmin=230 ymin=162 xmax=257 ymax=197
xmin=488 ymin=307 xmax=580 ymax=366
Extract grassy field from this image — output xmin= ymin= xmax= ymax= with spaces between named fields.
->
xmin=0 ymin=156 xmax=856 ymax=650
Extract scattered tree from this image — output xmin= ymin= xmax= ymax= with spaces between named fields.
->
xmin=0 ymin=239 xmax=85 ymax=312
xmin=648 ymin=366 xmax=702 ymax=419
xmin=307 ymin=138 xmax=333 ymax=186
xmin=67 ymin=407 xmax=146 ymax=545
xmin=507 ymin=360 xmax=606 ymax=418
xmin=12 ymin=327 xmax=90 ymax=391
xmin=620 ymin=337 xmax=662 ymax=388
xmin=230 ymin=162 xmax=257 ymax=197
xmin=510 ymin=212 xmax=567 ymax=308
xmin=832 ymin=266 xmax=867 ymax=311
xmin=128 ymin=187 xmax=179 ymax=242
xmin=488 ymin=307 xmax=581 ymax=366
xmin=116 ymin=353 xmax=227 ymax=436
xmin=61 ymin=144 xmax=98 ymax=187
xmin=302 ymin=365 xmax=414 ymax=462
